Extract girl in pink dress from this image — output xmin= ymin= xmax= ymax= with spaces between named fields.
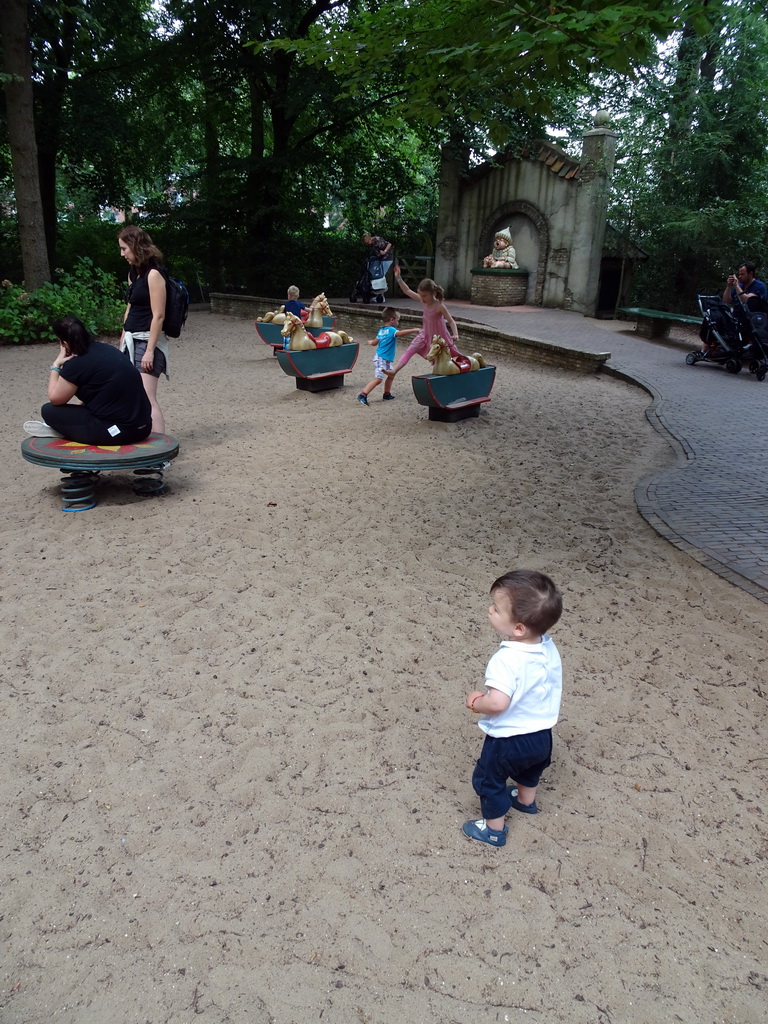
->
xmin=384 ymin=269 xmax=461 ymax=381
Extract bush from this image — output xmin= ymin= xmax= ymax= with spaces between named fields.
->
xmin=0 ymin=258 xmax=125 ymax=344
xmin=56 ymin=218 xmax=129 ymax=283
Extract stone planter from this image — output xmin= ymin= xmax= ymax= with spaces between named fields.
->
xmin=470 ymin=268 xmax=529 ymax=306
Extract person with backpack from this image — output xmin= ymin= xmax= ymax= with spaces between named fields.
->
xmin=118 ymin=225 xmax=170 ymax=433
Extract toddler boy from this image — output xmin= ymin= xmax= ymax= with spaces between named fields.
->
xmin=284 ymin=285 xmax=306 ymax=318
xmin=463 ymin=570 xmax=563 ymax=847
xmin=357 ymin=307 xmax=418 ymax=406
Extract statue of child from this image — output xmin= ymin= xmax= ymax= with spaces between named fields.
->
xmin=483 ymin=229 xmax=518 ymax=269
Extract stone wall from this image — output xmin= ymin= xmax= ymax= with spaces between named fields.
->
xmin=210 ymin=294 xmax=609 ymax=375
xmin=470 ymin=269 xmax=529 ymax=306
xmin=434 ymin=128 xmax=617 ymax=316
xmin=210 ymin=293 xmax=278 ymax=319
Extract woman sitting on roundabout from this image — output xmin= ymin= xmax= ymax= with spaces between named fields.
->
xmin=27 ymin=315 xmax=152 ymax=446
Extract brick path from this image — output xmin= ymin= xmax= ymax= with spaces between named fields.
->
xmin=381 ymin=297 xmax=768 ymax=604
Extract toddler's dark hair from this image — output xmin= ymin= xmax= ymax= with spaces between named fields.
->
xmin=492 ymin=570 xmax=562 ymax=635
xmin=381 ymin=306 xmax=399 ymax=322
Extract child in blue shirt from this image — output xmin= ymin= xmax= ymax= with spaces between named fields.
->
xmin=357 ymin=307 xmax=418 ymax=406
xmin=283 ymin=285 xmax=306 ymax=318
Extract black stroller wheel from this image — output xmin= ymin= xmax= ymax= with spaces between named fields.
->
xmin=725 ymin=357 xmax=742 ymax=374
xmin=349 ymin=294 xmax=357 ymax=303
xmin=685 ymin=352 xmax=699 ymax=365
xmin=757 ymin=369 xmax=767 ymax=382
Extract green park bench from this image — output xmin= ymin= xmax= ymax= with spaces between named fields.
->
xmin=617 ymin=306 xmax=701 ymax=340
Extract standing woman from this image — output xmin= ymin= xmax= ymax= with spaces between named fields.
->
xmin=118 ymin=226 xmax=168 ymax=433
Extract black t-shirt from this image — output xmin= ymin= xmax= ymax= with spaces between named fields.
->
xmin=60 ymin=341 xmax=151 ymax=429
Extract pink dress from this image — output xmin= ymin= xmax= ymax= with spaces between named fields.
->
xmin=398 ymin=302 xmax=460 ymax=367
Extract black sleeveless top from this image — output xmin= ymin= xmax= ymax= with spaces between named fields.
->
xmin=125 ymin=264 xmax=163 ymax=332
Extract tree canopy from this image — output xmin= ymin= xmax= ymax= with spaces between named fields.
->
xmin=257 ymin=0 xmax=713 ymax=148
xmin=2 ymin=0 xmax=767 ymax=306
xmin=601 ymin=0 xmax=768 ymax=308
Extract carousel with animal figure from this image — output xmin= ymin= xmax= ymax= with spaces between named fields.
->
xmin=255 ymin=293 xmax=336 ymax=354
xmin=411 ymin=336 xmax=496 ymax=421
xmin=275 ymin=313 xmax=359 ymax=391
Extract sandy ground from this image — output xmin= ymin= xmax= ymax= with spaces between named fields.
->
xmin=2 ymin=310 xmax=767 ymax=1024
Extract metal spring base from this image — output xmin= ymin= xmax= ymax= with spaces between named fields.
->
xmin=132 ymin=465 xmax=167 ymax=496
xmin=60 ymin=469 xmax=100 ymax=512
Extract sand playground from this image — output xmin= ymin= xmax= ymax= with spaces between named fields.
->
xmin=2 ymin=309 xmax=767 ymax=1024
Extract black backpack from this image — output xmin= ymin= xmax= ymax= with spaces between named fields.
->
xmin=162 ymin=270 xmax=189 ymax=338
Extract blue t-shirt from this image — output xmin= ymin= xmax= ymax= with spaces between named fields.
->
xmin=730 ymin=278 xmax=767 ymax=310
xmin=376 ymin=325 xmax=398 ymax=361
xmin=284 ymin=299 xmax=306 ymax=316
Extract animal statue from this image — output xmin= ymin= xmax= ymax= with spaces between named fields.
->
xmin=426 ymin=336 xmax=487 ymax=375
xmin=304 ymin=293 xmax=333 ymax=328
xmin=256 ymin=306 xmax=286 ymax=324
xmin=280 ymin=312 xmax=352 ymax=351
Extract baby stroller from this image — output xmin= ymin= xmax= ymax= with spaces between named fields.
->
xmin=686 ymin=295 xmax=768 ymax=380
xmin=686 ymin=295 xmax=752 ymax=375
xmin=349 ymin=257 xmax=391 ymax=303
xmin=744 ymin=308 xmax=768 ymax=382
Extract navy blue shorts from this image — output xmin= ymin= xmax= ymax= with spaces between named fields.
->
xmin=472 ymin=729 xmax=553 ymax=820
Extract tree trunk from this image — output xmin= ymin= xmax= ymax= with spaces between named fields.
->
xmin=1 ymin=0 xmax=52 ymax=288
xmin=33 ymin=6 xmax=78 ymax=272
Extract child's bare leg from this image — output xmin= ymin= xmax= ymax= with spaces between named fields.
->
xmin=515 ymin=784 xmax=537 ymax=807
xmin=362 ymin=378 xmax=381 ymax=396
xmin=486 ymin=814 xmax=506 ymax=830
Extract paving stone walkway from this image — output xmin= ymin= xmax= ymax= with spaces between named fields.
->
xmin=380 ymin=298 xmax=768 ymax=604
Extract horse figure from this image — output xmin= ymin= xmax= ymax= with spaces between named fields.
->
xmin=281 ymin=312 xmax=351 ymax=351
xmin=304 ymin=293 xmax=333 ymax=328
xmin=256 ymin=307 xmax=286 ymax=324
xmin=426 ymin=336 xmax=486 ymax=375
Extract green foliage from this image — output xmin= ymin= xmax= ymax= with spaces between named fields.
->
xmin=0 ymin=257 xmax=124 ymax=344
xmin=600 ymin=0 xmax=768 ymax=311
xmin=56 ymin=218 xmax=130 ymax=282
xmin=257 ymin=0 xmax=712 ymax=144
xmin=8 ymin=0 xmax=764 ymax=313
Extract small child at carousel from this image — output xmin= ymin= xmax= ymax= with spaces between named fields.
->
xmin=284 ymin=285 xmax=307 ymax=318
xmin=483 ymin=228 xmax=518 ymax=269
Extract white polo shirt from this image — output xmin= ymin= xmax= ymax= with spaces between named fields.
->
xmin=479 ymin=635 xmax=562 ymax=737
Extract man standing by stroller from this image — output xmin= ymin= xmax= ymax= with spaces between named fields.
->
xmin=722 ymin=263 xmax=767 ymax=311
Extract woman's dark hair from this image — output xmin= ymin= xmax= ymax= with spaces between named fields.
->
xmin=53 ymin=315 xmax=96 ymax=356
xmin=118 ymin=225 xmax=164 ymax=274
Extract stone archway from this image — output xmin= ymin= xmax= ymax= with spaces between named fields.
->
xmin=479 ymin=201 xmax=549 ymax=307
